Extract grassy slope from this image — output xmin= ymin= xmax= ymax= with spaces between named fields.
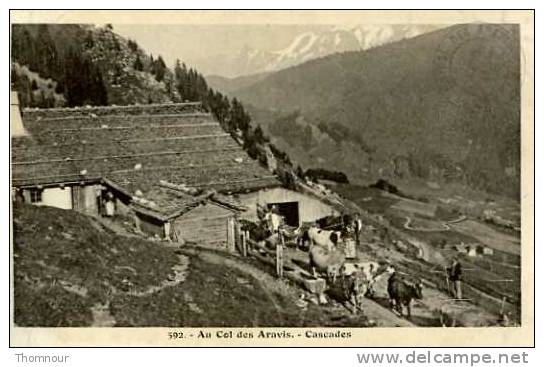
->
xmin=112 ymin=248 xmax=370 ymax=327
xmin=13 ymin=204 xmax=178 ymax=326
xmin=13 ymin=204 xmax=371 ymax=327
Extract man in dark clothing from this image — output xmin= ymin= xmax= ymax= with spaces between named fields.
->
xmin=353 ymin=213 xmax=363 ymax=246
xmin=447 ymin=258 xmax=463 ymax=299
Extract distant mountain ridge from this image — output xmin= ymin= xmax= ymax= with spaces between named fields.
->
xmin=206 ymin=72 xmax=271 ymax=96
xmin=201 ymin=24 xmax=441 ymax=78
xmin=221 ymin=24 xmax=520 ymax=198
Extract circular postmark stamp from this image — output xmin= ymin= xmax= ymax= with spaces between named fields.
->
xmin=433 ymin=23 xmax=519 ymax=98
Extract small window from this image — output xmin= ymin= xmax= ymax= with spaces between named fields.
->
xmin=29 ymin=189 xmax=43 ymax=203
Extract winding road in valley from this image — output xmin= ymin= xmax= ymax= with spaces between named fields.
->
xmin=403 ymin=215 xmax=467 ymax=232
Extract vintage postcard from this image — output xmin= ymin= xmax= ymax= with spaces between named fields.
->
xmin=9 ymin=10 xmax=534 ymax=347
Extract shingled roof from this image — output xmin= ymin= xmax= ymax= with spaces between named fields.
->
xmin=12 ymin=102 xmax=281 ymax=216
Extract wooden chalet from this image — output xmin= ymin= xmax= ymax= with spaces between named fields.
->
xmin=11 ymin=96 xmax=336 ymax=248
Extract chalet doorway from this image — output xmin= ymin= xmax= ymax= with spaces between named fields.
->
xmin=268 ymin=201 xmax=299 ymax=227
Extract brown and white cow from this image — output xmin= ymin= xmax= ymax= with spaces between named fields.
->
xmin=340 ymin=261 xmax=381 ymax=297
xmin=304 ymin=227 xmax=342 ymax=251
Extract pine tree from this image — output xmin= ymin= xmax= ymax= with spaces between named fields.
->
xmin=127 ymin=39 xmax=138 ymax=52
xmin=230 ymin=98 xmax=251 ymax=135
xmin=253 ymin=125 xmax=267 ymax=144
xmin=133 ymin=54 xmax=144 ymax=71
xmin=89 ymin=64 xmax=108 ymax=105
xmin=35 ymin=24 xmax=58 ymax=80
xmin=296 ymin=165 xmax=305 ymax=178
xmin=153 ymin=55 xmax=167 ymax=82
xmin=11 ymin=26 xmax=33 ymax=68
xmin=55 ymin=81 xmax=65 ymax=94
xmin=84 ymin=30 xmax=94 ymax=48
xmin=174 ymin=59 xmax=188 ymax=100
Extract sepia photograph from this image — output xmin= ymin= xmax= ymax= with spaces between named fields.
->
xmin=9 ymin=10 xmax=534 ymax=347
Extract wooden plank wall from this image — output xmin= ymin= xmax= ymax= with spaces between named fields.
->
xmin=173 ymin=202 xmax=236 ymax=247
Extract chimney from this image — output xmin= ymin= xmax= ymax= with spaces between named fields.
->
xmin=11 ymin=91 xmax=29 ymax=137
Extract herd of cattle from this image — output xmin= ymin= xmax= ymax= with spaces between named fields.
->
xmin=247 ymin=212 xmax=425 ymax=317
xmin=304 ymin=226 xmax=424 ymax=317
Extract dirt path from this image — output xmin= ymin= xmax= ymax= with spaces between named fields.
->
xmin=180 ymin=246 xmax=418 ymax=327
xmin=359 ymin=297 xmax=415 ymax=327
xmin=191 ymin=249 xmax=285 ymax=323
xmin=371 ymin=274 xmax=497 ymax=327
xmin=89 ymin=215 xmax=140 ymax=238
xmin=128 ymin=254 xmax=189 ymax=297
xmin=404 ymin=216 xmax=450 ymax=232
xmin=366 ymin=240 xmax=500 ymax=326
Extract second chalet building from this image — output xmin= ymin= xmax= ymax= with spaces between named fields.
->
xmin=11 ymin=95 xmax=336 ymax=249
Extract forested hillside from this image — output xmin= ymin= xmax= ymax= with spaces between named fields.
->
xmin=226 ymin=24 xmax=521 ymax=198
xmin=11 ymin=23 xmax=296 ymax=183
xmin=11 ymin=24 xmax=180 ymax=107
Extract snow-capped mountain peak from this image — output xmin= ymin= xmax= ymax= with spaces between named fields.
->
xmin=203 ymin=24 xmax=441 ymax=77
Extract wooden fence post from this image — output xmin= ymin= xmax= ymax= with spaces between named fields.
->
xmin=226 ymin=217 xmax=235 ymax=252
xmin=241 ymin=231 xmax=247 ymax=257
xmin=245 ymin=230 xmax=250 ymax=250
xmin=276 ymin=231 xmax=284 ymax=278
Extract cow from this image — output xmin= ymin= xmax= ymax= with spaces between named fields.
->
xmin=304 ymin=227 xmax=342 ymax=251
xmin=349 ymin=271 xmax=370 ymax=312
xmin=326 ymin=270 xmax=369 ymax=314
xmin=387 ymin=271 xmax=423 ymax=318
xmin=356 ymin=261 xmax=381 ymax=297
xmin=308 ymin=245 xmax=345 ymax=282
xmin=340 ymin=262 xmax=359 ymax=277
xmin=341 ymin=261 xmax=381 ymax=297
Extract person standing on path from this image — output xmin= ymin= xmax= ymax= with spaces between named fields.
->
xmin=447 ymin=257 xmax=463 ymax=299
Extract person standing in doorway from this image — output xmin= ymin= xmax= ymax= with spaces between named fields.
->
xmin=269 ymin=205 xmax=283 ymax=233
xmin=104 ymin=192 xmax=115 ymax=218
xmin=268 ymin=205 xmax=285 ymax=278
xmin=447 ymin=257 xmax=463 ymax=299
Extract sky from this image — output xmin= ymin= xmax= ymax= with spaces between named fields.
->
xmin=114 ymin=24 xmax=328 ymax=70
xmin=113 ymin=23 xmax=444 ymax=77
